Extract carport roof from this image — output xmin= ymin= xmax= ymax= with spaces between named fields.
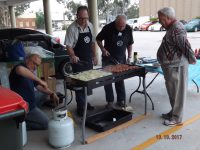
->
xmin=0 ymin=0 xmax=36 ymax=6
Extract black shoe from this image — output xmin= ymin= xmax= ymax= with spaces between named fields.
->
xmin=87 ymin=103 xmax=95 ymax=110
xmin=116 ymin=101 xmax=126 ymax=108
xmin=105 ymin=102 xmax=114 ymax=109
xmin=77 ymin=103 xmax=95 ymax=117
xmin=77 ymin=108 xmax=84 ymax=117
xmin=162 ymin=112 xmax=172 ymax=120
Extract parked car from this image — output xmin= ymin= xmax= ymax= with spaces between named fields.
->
xmin=127 ymin=16 xmax=150 ymax=31
xmin=179 ymin=20 xmax=187 ymax=25
xmin=0 ymin=28 xmax=70 ymax=78
xmin=127 ymin=18 xmax=138 ymax=30
xmin=184 ymin=19 xmax=200 ymax=32
xmin=148 ymin=22 xmax=165 ymax=31
xmin=139 ymin=21 xmax=157 ymax=31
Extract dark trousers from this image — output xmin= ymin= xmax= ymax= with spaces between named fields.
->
xmin=72 ymin=63 xmax=92 ymax=108
xmin=104 ymin=80 xmax=126 ymax=102
xmin=102 ymin=59 xmax=126 ymax=103
xmin=26 ymin=91 xmax=49 ymax=130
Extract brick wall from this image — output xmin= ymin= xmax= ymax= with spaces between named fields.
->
xmin=16 ymin=18 xmax=36 ymax=29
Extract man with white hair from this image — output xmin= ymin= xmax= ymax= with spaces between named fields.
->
xmin=157 ymin=7 xmax=196 ymax=126
xmin=9 ymin=51 xmax=59 ymax=130
xmin=96 ymin=15 xmax=134 ymax=108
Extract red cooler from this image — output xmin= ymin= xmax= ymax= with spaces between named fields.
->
xmin=0 ymin=86 xmax=28 ymax=150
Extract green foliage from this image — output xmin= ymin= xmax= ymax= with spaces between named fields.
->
xmin=56 ymin=0 xmax=86 ymax=20
xmin=150 ymin=18 xmax=158 ymax=21
xmin=35 ymin=10 xmax=45 ymax=29
xmin=126 ymin=4 xmax=139 ymax=19
xmin=15 ymin=3 xmax=30 ymax=16
xmin=97 ymin=0 xmax=139 ymax=19
xmin=195 ymin=16 xmax=200 ymax=19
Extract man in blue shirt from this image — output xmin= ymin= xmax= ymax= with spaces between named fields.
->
xmin=9 ymin=50 xmax=59 ymax=130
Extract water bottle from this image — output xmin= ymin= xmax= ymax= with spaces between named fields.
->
xmin=133 ymin=52 xmax=138 ymax=64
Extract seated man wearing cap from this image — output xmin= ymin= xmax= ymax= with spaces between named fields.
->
xmin=9 ymin=50 xmax=59 ymax=130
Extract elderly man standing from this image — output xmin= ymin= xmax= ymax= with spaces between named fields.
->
xmin=157 ymin=7 xmax=196 ymax=126
xmin=9 ymin=51 xmax=59 ymax=130
xmin=96 ymin=15 xmax=134 ymax=108
xmin=64 ymin=6 xmax=97 ymax=116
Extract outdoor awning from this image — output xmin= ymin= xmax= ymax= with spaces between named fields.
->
xmin=0 ymin=0 xmax=36 ymax=6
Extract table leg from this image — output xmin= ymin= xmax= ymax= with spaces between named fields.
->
xmin=82 ymin=87 xmax=88 ymax=144
xmin=143 ymin=76 xmax=147 ymax=115
xmin=192 ymin=79 xmax=199 ymax=93
xmin=129 ymin=73 xmax=159 ymax=110
xmin=129 ymin=77 xmax=141 ymax=103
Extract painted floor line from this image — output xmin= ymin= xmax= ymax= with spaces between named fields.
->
xmin=86 ymin=114 xmax=149 ymax=144
xmin=131 ymin=113 xmax=200 ymax=150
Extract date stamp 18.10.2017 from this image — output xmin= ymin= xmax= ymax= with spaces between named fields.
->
xmin=156 ymin=134 xmax=182 ymax=140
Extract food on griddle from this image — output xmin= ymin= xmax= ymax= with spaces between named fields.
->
xmin=103 ymin=64 xmax=139 ymax=73
xmin=69 ymin=70 xmax=112 ymax=81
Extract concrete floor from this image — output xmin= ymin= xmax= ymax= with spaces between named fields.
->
xmin=24 ymin=31 xmax=200 ymax=150
xmin=24 ymin=73 xmax=200 ymax=150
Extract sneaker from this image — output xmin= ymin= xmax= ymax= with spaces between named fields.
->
xmin=116 ymin=101 xmax=126 ymax=108
xmin=162 ymin=112 xmax=172 ymax=120
xmin=105 ymin=102 xmax=114 ymax=109
xmin=163 ymin=119 xmax=183 ymax=127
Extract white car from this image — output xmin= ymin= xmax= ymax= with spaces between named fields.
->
xmin=148 ymin=22 xmax=165 ymax=31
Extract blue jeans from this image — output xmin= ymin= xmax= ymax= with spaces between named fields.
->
xmin=25 ymin=91 xmax=49 ymax=130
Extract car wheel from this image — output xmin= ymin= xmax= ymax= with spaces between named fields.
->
xmin=194 ymin=27 xmax=198 ymax=32
xmin=134 ymin=27 xmax=139 ymax=31
xmin=59 ymin=60 xmax=72 ymax=77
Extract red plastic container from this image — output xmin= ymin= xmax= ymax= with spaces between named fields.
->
xmin=0 ymin=86 xmax=28 ymax=150
xmin=0 ymin=86 xmax=28 ymax=115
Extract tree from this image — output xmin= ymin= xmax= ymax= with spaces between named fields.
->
xmin=56 ymin=0 xmax=86 ymax=20
xmin=15 ymin=3 xmax=30 ymax=16
xmin=97 ymin=0 xmax=139 ymax=20
xmin=126 ymin=3 xmax=139 ymax=19
xmin=35 ymin=10 xmax=45 ymax=29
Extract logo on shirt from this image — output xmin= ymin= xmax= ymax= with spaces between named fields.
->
xmin=117 ymin=40 xmax=123 ymax=47
xmin=84 ymin=36 xmax=90 ymax=43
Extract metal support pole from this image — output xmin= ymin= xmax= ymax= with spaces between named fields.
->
xmin=43 ymin=0 xmax=52 ymax=35
xmin=87 ymin=0 xmax=100 ymax=65
xmin=8 ymin=6 xmax=16 ymax=28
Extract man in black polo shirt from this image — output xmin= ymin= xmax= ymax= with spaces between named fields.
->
xmin=9 ymin=51 xmax=59 ymax=130
xmin=96 ymin=15 xmax=134 ymax=108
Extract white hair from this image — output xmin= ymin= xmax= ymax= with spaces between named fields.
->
xmin=158 ymin=7 xmax=175 ymax=19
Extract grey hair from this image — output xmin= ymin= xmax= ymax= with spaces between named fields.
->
xmin=158 ymin=7 xmax=175 ymax=19
xmin=115 ymin=14 xmax=127 ymax=22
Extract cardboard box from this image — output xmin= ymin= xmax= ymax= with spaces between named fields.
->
xmin=39 ymin=62 xmax=55 ymax=81
xmin=47 ymin=77 xmax=56 ymax=93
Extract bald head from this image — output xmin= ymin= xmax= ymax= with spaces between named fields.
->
xmin=115 ymin=15 xmax=127 ymax=31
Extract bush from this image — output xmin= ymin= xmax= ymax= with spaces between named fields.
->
xmin=150 ymin=18 xmax=158 ymax=21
